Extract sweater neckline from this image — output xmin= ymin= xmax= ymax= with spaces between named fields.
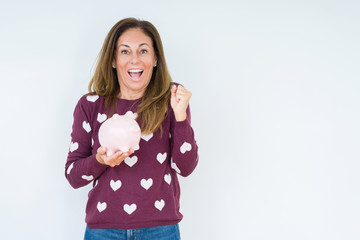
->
xmin=117 ymin=97 xmax=142 ymax=103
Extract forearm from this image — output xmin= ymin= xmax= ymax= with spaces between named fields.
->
xmin=171 ymin=120 xmax=199 ymax=177
xmin=65 ymin=153 xmax=108 ymax=189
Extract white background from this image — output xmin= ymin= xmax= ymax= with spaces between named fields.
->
xmin=1 ymin=0 xmax=359 ymax=239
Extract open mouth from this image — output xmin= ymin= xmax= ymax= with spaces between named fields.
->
xmin=128 ymin=69 xmax=143 ymax=80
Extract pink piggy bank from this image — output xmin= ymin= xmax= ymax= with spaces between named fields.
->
xmin=98 ymin=113 xmax=141 ymax=156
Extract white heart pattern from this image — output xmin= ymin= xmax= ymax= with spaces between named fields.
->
xmin=171 ymin=161 xmax=181 ymax=174
xmin=86 ymin=95 xmax=99 ymax=102
xmin=154 ymin=199 xmax=165 ymax=211
xmin=82 ymin=121 xmax=91 ymax=133
xmin=67 ymin=162 xmax=74 ymax=175
xmin=140 ymin=178 xmax=153 ymax=190
xmin=70 ymin=142 xmax=78 ymax=152
xmin=180 ymin=142 xmax=192 ymax=154
xmin=164 ymin=174 xmax=171 ymax=185
xmin=97 ymin=201 xmax=107 ymax=212
xmin=156 ymin=152 xmax=167 ymax=164
xmin=110 ymin=180 xmax=122 ymax=191
xmin=82 ymin=175 xmax=94 ymax=181
xmin=124 ymin=203 xmax=137 ymax=215
xmin=97 ymin=113 xmax=107 ymax=123
xmin=125 ymin=156 xmax=138 ymax=167
xmin=141 ymin=133 xmax=153 ymax=142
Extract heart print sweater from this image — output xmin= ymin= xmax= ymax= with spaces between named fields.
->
xmin=65 ymin=92 xmax=199 ymax=229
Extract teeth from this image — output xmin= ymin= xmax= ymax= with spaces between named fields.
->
xmin=128 ymin=69 xmax=143 ymax=73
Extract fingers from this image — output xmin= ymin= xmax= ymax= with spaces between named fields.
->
xmin=105 ymin=151 xmax=126 ymax=167
xmin=97 ymin=146 xmax=107 ymax=155
xmin=104 ymin=149 xmax=135 ymax=167
xmin=97 ymin=147 xmax=134 ymax=167
xmin=171 ymin=85 xmax=192 ymax=102
xmin=96 ymin=146 xmax=107 ymax=165
xmin=170 ymin=84 xmax=192 ymax=121
xmin=171 ymin=85 xmax=178 ymax=102
xmin=176 ymin=85 xmax=192 ymax=101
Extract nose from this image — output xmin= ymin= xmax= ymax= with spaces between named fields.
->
xmin=130 ymin=53 xmax=140 ymax=64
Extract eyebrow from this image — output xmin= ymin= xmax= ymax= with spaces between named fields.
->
xmin=119 ymin=43 xmax=150 ymax=48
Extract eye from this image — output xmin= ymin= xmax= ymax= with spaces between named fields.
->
xmin=121 ymin=50 xmax=129 ymax=54
xmin=140 ymin=49 xmax=148 ymax=54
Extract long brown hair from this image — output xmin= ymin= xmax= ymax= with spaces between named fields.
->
xmin=88 ymin=18 xmax=172 ymax=135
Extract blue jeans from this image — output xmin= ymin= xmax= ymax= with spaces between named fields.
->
xmin=84 ymin=224 xmax=180 ymax=240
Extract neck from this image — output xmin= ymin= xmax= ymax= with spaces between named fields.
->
xmin=118 ymin=90 xmax=144 ymax=100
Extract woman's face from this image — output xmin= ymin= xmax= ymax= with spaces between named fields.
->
xmin=113 ymin=28 xmax=157 ymax=99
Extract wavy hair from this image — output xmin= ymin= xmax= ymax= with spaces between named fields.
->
xmin=88 ymin=18 xmax=172 ymax=135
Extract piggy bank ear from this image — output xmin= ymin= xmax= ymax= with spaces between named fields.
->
xmin=124 ymin=111 xmax=137 ymax=119
xmin=112 ymin=114 xmax=121 ymax=119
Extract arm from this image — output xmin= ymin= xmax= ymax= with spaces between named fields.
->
xmin=170 ymin=105 xmax=199 ymax=177
xmin=65 ymin=96 xmax=108 ymax=189
xmin=170 ymin=85 xmax=199 ymax=177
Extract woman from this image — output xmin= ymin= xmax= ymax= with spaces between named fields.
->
xmin=65 ymin=18 xmax=199 ymax=239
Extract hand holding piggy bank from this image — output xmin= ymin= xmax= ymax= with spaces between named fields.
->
xmin=98 ymin=114 xmax=141 ymax=156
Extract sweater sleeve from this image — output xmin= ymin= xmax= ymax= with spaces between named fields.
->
xmin=170 ymin=104 xmax=199 ymax=177
xmin=65 ymin=96 xmax=108 ymax=189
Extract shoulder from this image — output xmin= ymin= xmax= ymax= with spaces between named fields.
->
xmin=76 ymin=92 xmax=105 ymax=106
xmin=74 ymin=92 xmax=106 ymax=116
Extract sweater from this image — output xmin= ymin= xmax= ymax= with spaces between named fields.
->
xmin=65 ymin=92 xmax=199 ymax=229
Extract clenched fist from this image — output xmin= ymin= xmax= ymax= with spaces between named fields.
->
xmin=170 ymin=85 xmax=192 ymax=122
